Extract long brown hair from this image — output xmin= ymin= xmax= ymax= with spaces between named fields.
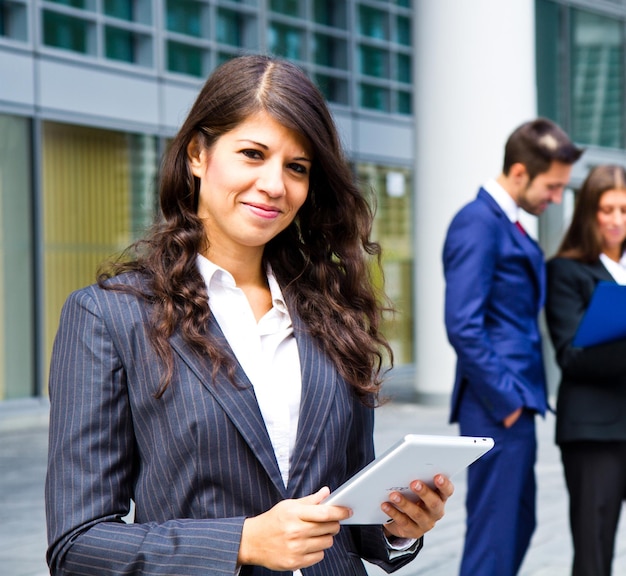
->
xmin=100 ymin=55 xmax=392 ymax=402
xmin=557 ymin=164 xmax=626 ymax=262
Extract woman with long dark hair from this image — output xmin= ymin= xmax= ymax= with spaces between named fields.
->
xmin=546 ymin=164 xmax=626 ymax=576
xmin=45 ymin=55 xmax=453 ymax=576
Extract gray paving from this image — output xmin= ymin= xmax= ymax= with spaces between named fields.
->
xmin=1 ymin=386 xmax=625 ymax=576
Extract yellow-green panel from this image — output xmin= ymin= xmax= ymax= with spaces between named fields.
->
xmin=42 ymin=122 xmax=133 ymax=386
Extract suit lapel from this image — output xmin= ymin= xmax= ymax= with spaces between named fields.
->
xmin=587 ymin=260 xmax=615 ymax=282
xmin=478 ymin=189 xmax=545 ymax=305
xmin=284 ymin=314 xmax=338 ymax=495
xmin=169 ymin=316 xmax=287 ymax=496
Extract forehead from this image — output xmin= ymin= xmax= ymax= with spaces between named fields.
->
xmin=537 ymin=161 xmax=572 ymax=181
xmin=598 ymin=189 xmax=626 ymax=205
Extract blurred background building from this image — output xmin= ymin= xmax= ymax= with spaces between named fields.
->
xmin=0 ymin=0 xmax=623 ymax=406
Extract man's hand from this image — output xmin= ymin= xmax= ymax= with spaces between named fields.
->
xmin=503 ymin=407 xmax=523 ymax=428
xmin=238 ymin=487 xmax=351 ymax=571
xmin=381 ymin=474 xmax=454 ymax=540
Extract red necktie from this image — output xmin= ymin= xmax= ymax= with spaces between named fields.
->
xmin=515 ymin=221 xmax=526 ymax=235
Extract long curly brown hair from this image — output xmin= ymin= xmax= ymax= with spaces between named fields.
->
xmin=100 ymin=55 xmax=393 ymax=403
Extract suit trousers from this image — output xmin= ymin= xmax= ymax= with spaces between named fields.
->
xmin=561 ymin=441 xmax=626 ymax=576
xmin=458 ymin=387 xmax=537 ymax=576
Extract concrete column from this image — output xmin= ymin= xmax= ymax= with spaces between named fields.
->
xmin=413 ymin=0 xmax=538 ymax=403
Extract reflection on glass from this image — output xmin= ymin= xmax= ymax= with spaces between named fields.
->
xmin=358 ymin=163 xmax=414 ymax=364
xmin=571 ymin=9 xmax=623 ymax=148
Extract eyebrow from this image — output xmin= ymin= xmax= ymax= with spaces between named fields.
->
xmin=236 ymin=138 xmax=312 ymax=162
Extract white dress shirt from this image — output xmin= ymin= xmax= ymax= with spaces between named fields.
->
xmin=196 ymin=254 xmax=301 ymax=488
xmin=483 ymin=178 xmax=520 ymax=223
xmin=600 ymin=252 xmax=626 ymax=285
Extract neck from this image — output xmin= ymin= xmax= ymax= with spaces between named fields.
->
xmin=603 ymin=247 xmax=623 ymax=263
xmin=496 ymin=173 xmax=519 ymax=205
xmin=203 ymin=246 xmax=266 ymax=288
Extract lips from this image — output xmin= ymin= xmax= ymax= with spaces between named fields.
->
xmin=244 ymin=202 xmax=282 ymax=219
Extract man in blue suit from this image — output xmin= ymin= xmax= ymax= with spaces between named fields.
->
xmin=442 ymin=119 xmax=583 ymax=576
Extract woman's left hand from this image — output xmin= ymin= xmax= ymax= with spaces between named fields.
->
xmin=381 ymin=474 xmax=454 ymax=540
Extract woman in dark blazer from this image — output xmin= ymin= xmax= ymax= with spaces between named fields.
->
xmin=546 ymin=164 xmax=626 ymax=576
xmin=44 ymin=55 xmax=453 ymax=576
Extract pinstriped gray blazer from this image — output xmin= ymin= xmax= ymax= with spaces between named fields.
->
xmin=45 ymin=272 xmax=421 ymax=575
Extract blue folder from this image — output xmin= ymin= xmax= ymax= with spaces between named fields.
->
xmin=573 ymin=281 xmax=626 ymax=347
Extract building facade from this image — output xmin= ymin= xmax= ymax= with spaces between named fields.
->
xmin=0 ymin=0 xmax=625 ymax=404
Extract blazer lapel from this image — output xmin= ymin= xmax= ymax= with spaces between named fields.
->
xmin=285 ymin=315 xmax=338 ymax=495
xmin=169 ymin=316 xmax=287 ymax=496
xmin=478 ymin=189 xmax=546 ymax=305
xmin=587 ymin=260 xmax=615 ymax=283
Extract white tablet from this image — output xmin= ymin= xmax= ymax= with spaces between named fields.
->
xmin=321 ymin=434 xmax=494 ymax=524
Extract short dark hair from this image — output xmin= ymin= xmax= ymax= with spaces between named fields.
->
xmin=502 ymin=118 xmax=584 ymax=181
xmin=557 ymin=164 xmax=626 ymax=262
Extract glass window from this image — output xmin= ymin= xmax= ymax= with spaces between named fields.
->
xmin=104 ymin=0 xmax=132 ymax=20
xmin=43 ymin=10 xmax=92 ymax=54
xmin=359 ymin=6 xmax=388 ymax=40
xmin=396 ymin=15 xmax=411 ymax=46
xmin=313 ymin=33 xmax=347 ymax=69
xmin=535 ymin=0 xmax=563 ymax=124
xmin=358 ymin=163 xmax=414 ymax=364
xmin=166 ymin=0 xmax=204 ymax=37
xmin=571 ymin=9 xmax=623 ymax=148
xmin=270 ymin=0 xmax=301 ymax=17
xmin=41 ymin=123 xmax=158 ymax=382
xmin=397 ymin=90 xmax=412 ymax=114
xmin=0 ymin=1 xmax=28 ymax=41
xmin=105 ymin=26 xmax=134 ymax=62
xmin=47 ymin=0 xmax=88 ymax=9
xmin=268 ymin=22 xmax=303 ymax=60
xmin=360 ymin=83 xmax=390 ymax=112
xmin=313 ymin=0 xmax=347 ymax=29
xmin=396 ymin=0 xmax=411 ymax=7
xmin=359 ymin=45 xmax=389 ymax=78
xmin=396 ymin=52 xmax=411 ymax=83
xmin=167 ymin=40 xmax=205 ymax=76
xmin=0 ymin=114 xmax=34 ymax=400
xmin=315 ymin=74 xmax=349 ymax=105
xmin=217 ymin=8 xmax=242 ymax=46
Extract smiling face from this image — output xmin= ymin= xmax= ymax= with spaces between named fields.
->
xmin=188 ymin=111 xmax=312 ymax=264
xmin=515 ymin=161 xmax=572 ymax=216
xmin=596 ymin=188 xmax=626 ymax=260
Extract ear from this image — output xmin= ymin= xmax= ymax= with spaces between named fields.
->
xmin=509 ymin=162 xmax=529 ymax=181
xmin=187 ymin=135 xmax=206 ymax=177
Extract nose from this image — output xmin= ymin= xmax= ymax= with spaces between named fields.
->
xmin=257 ymin=161 xmax=285 ymax=198
xmin=611 ymin=208 xmax=624 ymax=225
xmin=550 ymin=187 xmax=564 ymax=205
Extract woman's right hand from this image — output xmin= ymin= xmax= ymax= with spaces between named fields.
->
xmin=237 ymin=487 xmax=351 ymax=571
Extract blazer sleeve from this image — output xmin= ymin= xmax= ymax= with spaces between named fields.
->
xmin=545 ymin=257 xmax=626 ymax=381
xmin=45 ymin=288 xmax=244 ymax=576
xmin=443 ymin=206 xmax=525 ymax=420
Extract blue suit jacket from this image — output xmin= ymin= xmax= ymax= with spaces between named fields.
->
xmin=45 ymin=272 xmax=419 ymax=575
xmin=443 ymin=188 xmax=549 ymax=424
